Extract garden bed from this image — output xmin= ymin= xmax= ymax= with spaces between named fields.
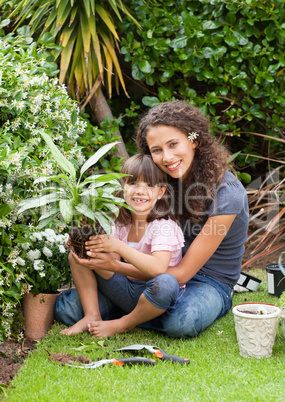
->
xmin=0 ymin=339 xmax=35 ymax=387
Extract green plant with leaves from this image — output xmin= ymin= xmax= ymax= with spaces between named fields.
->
xmin=0 ymin=31 xmax=124 ymax=341
xmin=277 ymin=291 xmax=285 ymax=308
xmin=17 ymin=133 xmax=129 ymax=257
xmin=7 ymin=0 xmax=137 ymax=98
xmin=277 ymin=290 xmax=285 ymax=337
xmin=0 ymin=31 xmax=86 ymax=341
xmin=5 ymin=0 xmax=140 ymax=158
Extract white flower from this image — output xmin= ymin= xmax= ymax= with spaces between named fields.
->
xmin=188 ymin=132 xmax=199 ymax=142
xmin=44 ymin=229 xmax=56 ymax=237
xmin=16 ymin=257 xmax=25 ymax=266
xmin=21 ymin=242 xmax=30 ymax=250
xmin=27 ymin=249 xmax=41 ymax=261
xmin=33 ymin=232 xmax=43 ymax=241
xmin=42 ymin=246 xmax=53 ymax=257
xmin=39 ymin=272 xmax=46 ymax=278
xmin=58 ymin=245 xmax=66 ymax=253
xmin=33 ymin=259 xmax=44 ymax=271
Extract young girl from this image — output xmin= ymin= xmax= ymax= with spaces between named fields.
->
xmin=59 ymin=154 xmax=184 ymax=336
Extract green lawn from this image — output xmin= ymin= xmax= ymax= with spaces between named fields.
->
xmin=3 ymin=269 xmax=285 ymax=402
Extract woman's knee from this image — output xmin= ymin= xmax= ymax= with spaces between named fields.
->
xmin=144 ymin=274 xmax=180 ymax=310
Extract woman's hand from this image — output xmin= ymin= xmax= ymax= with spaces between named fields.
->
xmin=85 ymin=235 xmax=119 ymax=253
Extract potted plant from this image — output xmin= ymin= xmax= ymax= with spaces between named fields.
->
xmin=17 ymin=132 xmax=129 ymax=258
xmin=232 ymin=303 xmax=281 ymax=358
xmin=19 ymin=228 xmax=72 ymax=340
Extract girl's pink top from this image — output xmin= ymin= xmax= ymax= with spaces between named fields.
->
xmin=111 ymin=218 xmax=184 ymax=267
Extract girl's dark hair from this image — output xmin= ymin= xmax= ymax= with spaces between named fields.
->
xmin=116 ymin=154 xmax=173 ymax=225
xmin=135 ymin=101 xmax=231 ymax=223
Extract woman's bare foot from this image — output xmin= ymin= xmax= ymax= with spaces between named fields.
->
xmin=60 ymin=315 xmax=102 ymax=336
xmin=87 ymin=318 xmax=130 ymax=338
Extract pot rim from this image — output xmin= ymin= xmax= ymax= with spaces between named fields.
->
xmin=232 ymin=303 xmax=281 ymax=319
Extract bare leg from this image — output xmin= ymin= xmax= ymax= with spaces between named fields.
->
xmin=60 ymin=253 xmax=111 ymax=335
xmin=87 ymin=294 xmax=166 ymax=338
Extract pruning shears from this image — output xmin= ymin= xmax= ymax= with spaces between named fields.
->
xmin=68 ymin=356 xmax=156 ymax=369
xmin=116 ymin=344 xmax=190 ymax=365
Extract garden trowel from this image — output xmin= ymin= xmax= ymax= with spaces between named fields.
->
xmin=116 ymin=344 xmax=190 ymax=364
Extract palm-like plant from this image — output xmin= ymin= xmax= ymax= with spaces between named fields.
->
xmin=7 ymin=0 xmax=139 ymax=158
xmin=9 ymin=0 xmax=136 ymax=98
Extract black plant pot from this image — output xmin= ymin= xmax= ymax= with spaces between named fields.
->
xmin=266 ymin=263 xmax=285 ymax=297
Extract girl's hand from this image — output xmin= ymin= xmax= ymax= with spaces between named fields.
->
xmin=85 ymin=235 xmax=119 ymax=253
xmin=71 ymin=249 xmax=116 ymax=272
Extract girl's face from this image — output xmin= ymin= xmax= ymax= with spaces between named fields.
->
xmin=124 ymin=180 xmax=166 ymax=217
xmin=146 ymin=125 xmax=197 ymax=180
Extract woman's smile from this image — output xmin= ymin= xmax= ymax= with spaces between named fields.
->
xmin=146 ymin=125 xmax=197 ymax=180
xmin=165 ymin=160 xmax=182 ymax=171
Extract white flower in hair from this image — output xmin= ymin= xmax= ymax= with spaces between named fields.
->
xmin=188 ymin=132 xmax=199 ymax=142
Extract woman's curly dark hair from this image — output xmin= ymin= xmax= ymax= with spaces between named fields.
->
xmin=136 ymin=101 xmax=231 ymax=223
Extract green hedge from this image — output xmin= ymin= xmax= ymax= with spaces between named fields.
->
xmin=120 ymin=0 xmax=285 ymax=168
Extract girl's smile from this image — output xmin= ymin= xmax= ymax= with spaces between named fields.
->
xmin=124 ymin=181 xmax=166 ymax=216
xmin=146 ymin=125 xmax=197 ymax=180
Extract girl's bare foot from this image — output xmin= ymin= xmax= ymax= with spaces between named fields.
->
xmin=87 ymin=318 xmax=130 ymax=338
xmin=60 ymin=315 xmax=102 ymax=336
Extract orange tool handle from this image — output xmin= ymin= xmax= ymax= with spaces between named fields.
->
xmin=154 ymin=350 xmax=190 ymax=364
xmin=112 ymin=357 xmax=156 ymax=366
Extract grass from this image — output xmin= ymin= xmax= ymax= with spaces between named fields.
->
xmin=3 ymin=268 xmax=285 ymax=402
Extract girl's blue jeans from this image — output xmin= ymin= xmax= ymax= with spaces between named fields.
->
xmin=54 ymin=272 xmax=233 ymax=338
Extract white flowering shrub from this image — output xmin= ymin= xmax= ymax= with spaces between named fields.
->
xmin=18 ymin=229 xmax=70 ymax=294
xmin=0 ymin=31 xmax=117 ymax=341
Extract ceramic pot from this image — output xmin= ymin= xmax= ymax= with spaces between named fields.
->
xmin=23 ymin=292 xmax=58 ymax=341
xmin=232 ymin=303 xmax=280 ymax=358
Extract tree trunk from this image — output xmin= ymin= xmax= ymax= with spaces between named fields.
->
xmin=90 ymin=88 xmax=129 ymax=160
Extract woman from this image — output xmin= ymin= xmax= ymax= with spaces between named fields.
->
xmin=54 ymin=101 xmax=249 ymax=338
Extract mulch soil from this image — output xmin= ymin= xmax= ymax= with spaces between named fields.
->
xmin=0 ymin=246 xmax=283 ymax=389
xmin=0 ymin=339 xmax=36 ymax=387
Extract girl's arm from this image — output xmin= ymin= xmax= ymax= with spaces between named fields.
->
xmin=167 ymin=214 xmax=237 ymax=286
xmin=71 ymin=250 xmax=153 ymax=281
xmin=86 ymin=235 xmax=171 ymax=277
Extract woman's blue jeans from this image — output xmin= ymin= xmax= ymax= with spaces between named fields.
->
xmin=54 ymin=272 xmax=233 ymax=338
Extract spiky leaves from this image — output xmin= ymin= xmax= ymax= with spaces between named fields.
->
xmin=9 ymin=0 xmax=139 ymax=98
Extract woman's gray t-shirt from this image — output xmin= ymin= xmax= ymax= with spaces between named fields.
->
xmin=182 ymin=171 xmax=249 ymax=285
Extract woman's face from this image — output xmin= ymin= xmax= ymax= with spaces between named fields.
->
xmin=146 ymin=125 xmax=197 ymax=180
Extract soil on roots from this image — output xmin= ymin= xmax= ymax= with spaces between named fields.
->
xmin=68 ymin=224 xmax=106 ymax=259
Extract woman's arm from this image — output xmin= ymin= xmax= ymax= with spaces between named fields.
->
xmin=86 ymin=235 xmax=171 ymax=277
xmin=168 ymin=214 xmax=237 ymax=286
